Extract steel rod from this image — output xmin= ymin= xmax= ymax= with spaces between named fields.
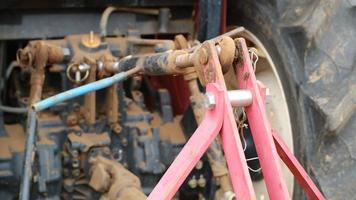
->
xmin=227 ymin=89 xmax=252 ymax=107
xmin=19 ymin=110 xmax=37 ymax=200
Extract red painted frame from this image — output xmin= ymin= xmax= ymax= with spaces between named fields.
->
xmin=148 ymin=39 xmax=325 ymax=200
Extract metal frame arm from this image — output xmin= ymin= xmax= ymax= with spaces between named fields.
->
xmin=147 ymin=83 xmax=225 ymax=200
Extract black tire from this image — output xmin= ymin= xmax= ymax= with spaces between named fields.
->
xmin=227 ymin=1 xmax=356 ymax=199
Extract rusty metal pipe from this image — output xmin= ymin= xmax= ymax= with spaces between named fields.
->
xmin=117 ymin=51 xmax=185 ymax=75
xmin=175 ymin=53 xmax=194 ymax=68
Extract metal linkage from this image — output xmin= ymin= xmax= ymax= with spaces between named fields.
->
xmin=148 ymin=40 xmax=257 ymax=200
xmin=148 ymin=38 xmax=325 ymax=200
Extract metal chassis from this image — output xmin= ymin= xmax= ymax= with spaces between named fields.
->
xmin=148 ymin=38 xmax=326 ymax=200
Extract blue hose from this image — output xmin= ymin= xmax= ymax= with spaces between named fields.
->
xmin=33 ymin=72 xmax=128 ymax=112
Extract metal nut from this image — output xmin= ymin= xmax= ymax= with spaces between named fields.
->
xmin=197 ymin=175 xmax=206 ymax=187
xmin=188 ymin=176 xmax=197 ymax=188
xmin=204 ymin=92 xmax=216 ymax=109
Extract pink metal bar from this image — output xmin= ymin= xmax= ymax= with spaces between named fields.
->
xmin=201 ymin=41 xmax=256 ymax=199
xmin=272 ymin=131 xmax=326 ymax=200
xmin=255 ymin=52 xmax=325 ymax=200
xmin=147 ymin=83 xmax=225 ymax=200
xmin=221 ymin=103 xmax=257 ymax=200
xmin=235 ymin=38 xmax=290 ymax=199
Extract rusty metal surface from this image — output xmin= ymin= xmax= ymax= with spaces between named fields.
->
xmin=83 ymin=61 xmax=97 ymax=124
xmin=7 ymin=28 xmax=246 ymax=199
xmin=176 ymin=34 xmax=234 ymax=195
xmin=89 ymin=156 xmax=146 ymax=200
xmin=17 ymin=41 xmax=65 ymax=105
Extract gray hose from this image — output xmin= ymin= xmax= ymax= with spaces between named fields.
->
xmin=0 ymin=105 xmax=27 ymax=113
xmin=100 ymin=6 xmax=118 ymax=38
xmin=0 ymin=61 xmax=27 ymax=114
xmin=100 ymin=6 xmax=159 ymax=38
xmin=0 ymin=61 xmax=20 ymax=91
xmin=5 ymin=61 xmax=20 ymax=80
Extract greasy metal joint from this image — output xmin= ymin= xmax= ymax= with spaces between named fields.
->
xmin=216 ymin=36 xmax=236 ymax=74
xmin=16 ymin=41 xmax=66 ymax=105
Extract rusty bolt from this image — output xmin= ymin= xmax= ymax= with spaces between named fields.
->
xmin=72 ymin=169 xmax=81 ymax=177
xmin=71 ymin=150 xmax=79 ymax=157
xmin=188 ymin=176 xmax=197 ymax=188
xmin=111 ymin=123 xmax=122 ymax=134
xmin=203 ymin=92 xmax=216 ymax=110
xmin=103 ymin=147 xmax=111 ymax=155
xmin=66 ymin=114 xmax=78 ymax=126
xmin=72 ymin=159 xmax=79 ymax=168
xmin=197 ymin=175 xmax=206 ymax=187
xmin=121 ymin=137 xmax=128 ymax=147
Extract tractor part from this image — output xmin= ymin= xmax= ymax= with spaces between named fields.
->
xmin=20 ymin=67 xmax=140 ymax=200
xmin=176 ymin=35 xmax=234 ymax=196
xmin=89 ymin=156 xmax=146 ymax=200
xmin=147 ymin=38 xmax=325 ymax=200
xmin=16 ymin=41 xmax=65 ymax=105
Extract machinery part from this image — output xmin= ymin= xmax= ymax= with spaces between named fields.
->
xmin=149 ymin=37 xmax=324 ymax=200
xmin=89 ymin=156 xmax=147 ymax=200
xmin=0 ymin=5 xmax=225 ymax=200
xmin=228 ymin=1 xmax=355 ymax=199
xmin=175 ymin=34 xmax=234 ymax=197
xmin=66 ymin=62 xmax=90 ymax=83
xmin=215 ymin=36 xmax=235 ymax=74
xmin=235 ymin=38 xmax=290 ymax=199
xmin=16 ymin=41 xmax=65 ymax=105
xmin=117 ymin=51 xmax=186 ymax=75
xmin=19 ymin=110 xmax=37 ymax=200
xmin=148 ymin=84 xmax=226 ymax=200
xmin=203 ymin=92 xmax=216 ymax=110
xmin=83 ymin=61 xmax=97 ymax=124
xmin=20 ymin=68 xmax=138 ymax=200
xmin=81 ymin=31 xmax=101 ymax=49
xmin=100 ymin=6 xmax=160 ymax=38
xmin=227 ymin=90 xmax=252 ymax=107
xmin=228 ymin=28 xmax=296 ymax=197
xmin=33 ymin=67 xmax=140 ymax=112
xmin=0 ymin=105 xmax=27 ymax=114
